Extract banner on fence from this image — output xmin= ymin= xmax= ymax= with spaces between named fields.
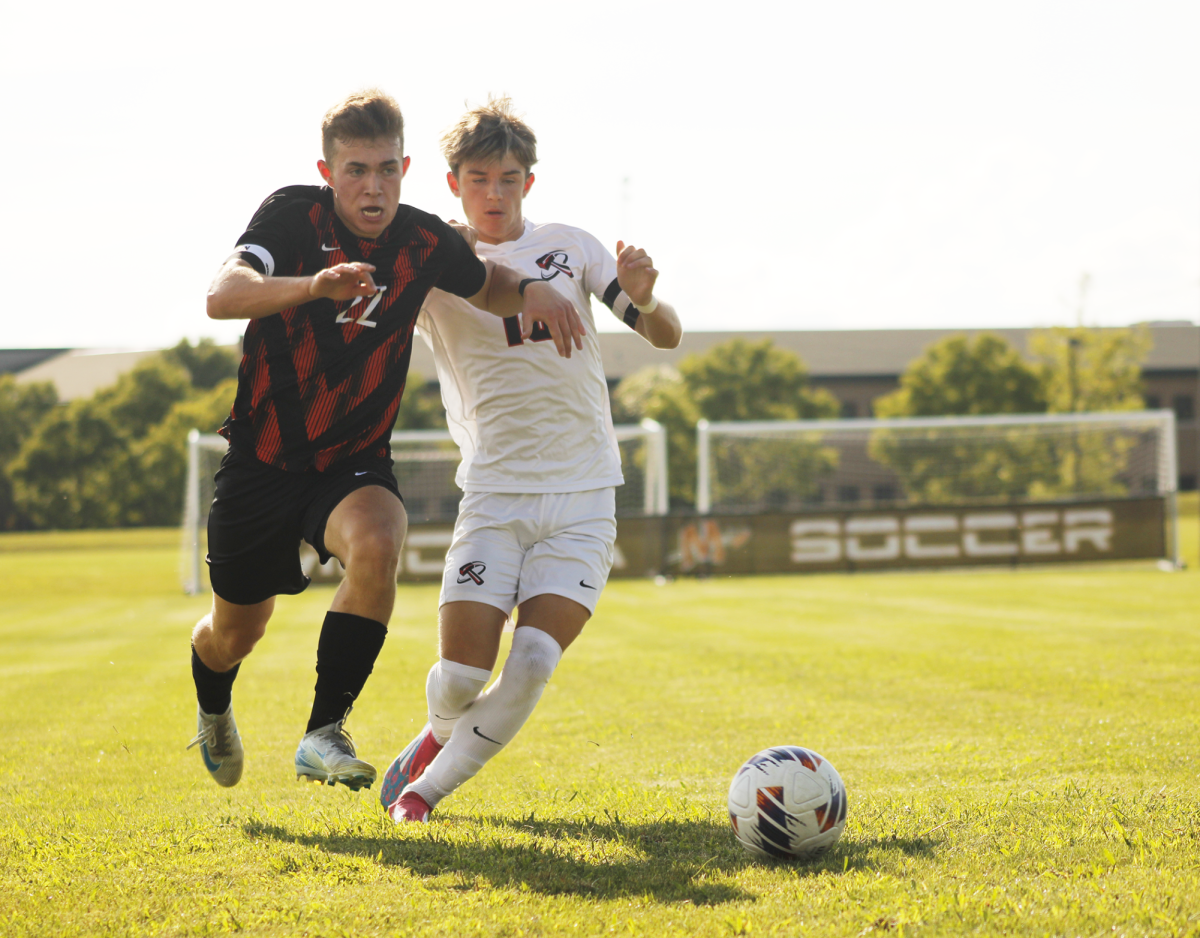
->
xmin=300 ymin=497 xmax=1168 ymax=584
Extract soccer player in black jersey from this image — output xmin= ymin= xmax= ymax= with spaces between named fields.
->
xmin=188 ymin=89 xmax=585 ymax=791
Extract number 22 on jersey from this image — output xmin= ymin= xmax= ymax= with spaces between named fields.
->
xmin=336 ymin=285 xmax=387 ymax=328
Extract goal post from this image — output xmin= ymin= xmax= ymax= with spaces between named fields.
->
xmin=180 ymin=419 xmax=669 ymax=594
xmin=696 ymin=410 xmax=1180 ymax=569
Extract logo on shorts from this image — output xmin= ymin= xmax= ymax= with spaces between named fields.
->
xmin=457 ymin=561 xmax=487 ymax=585
xmin=535 ymin=251 xmax=574 ymax=280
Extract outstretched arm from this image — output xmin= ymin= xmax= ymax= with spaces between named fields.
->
xmin=617 ymin=241 xmax=682 ymax=349
xmin=207 ymin=258 xmax=379 ymax=321
xmin=465 ymin=260 xmax=587 ymax=359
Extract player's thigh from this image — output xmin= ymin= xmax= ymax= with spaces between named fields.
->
xmin=438 ymin=492 xmax=528 ymax=617
xmin=438 ymin=601 xmax=510 ymax=671
xmin=516 ymin=488 xmax=617 ymax=621
xmin=513 ymin=594 xmax=591 ymax=653
xmin=322 ymin=484 xmax=408 ymax=570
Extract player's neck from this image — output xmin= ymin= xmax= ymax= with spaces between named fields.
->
xmin=475 ymin=213 xmax=525 ymax=246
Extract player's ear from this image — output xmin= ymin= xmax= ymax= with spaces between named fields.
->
xmin=402 ymin=155 xmax=411 ymax=178
xmin=317 ymin=159 xmax=333 ymax=184
xmin=523 ymin=172 xmax=535 ymax=195
xmin=447 ymin=171 xmax=461 ymax=197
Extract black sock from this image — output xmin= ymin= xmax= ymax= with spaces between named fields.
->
xmin=192 ymin=645 xmax=240 ymax=715
xmin=306 ymin=612 xmax=388 ymax=733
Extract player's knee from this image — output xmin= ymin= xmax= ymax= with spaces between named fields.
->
xmin=504 ymin=637 xmax=561 ymax=693
xmin=428 ymin=661 xmax=488 ymax=711
xmin=344 ymin=526 xmax=404 ymax=577
xmin=216 ymin=621 xmax=266 ymax=661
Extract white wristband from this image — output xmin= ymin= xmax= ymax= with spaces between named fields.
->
xmin=633 ymin=295 xmax=659 ymax=315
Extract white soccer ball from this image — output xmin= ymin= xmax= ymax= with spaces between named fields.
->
xmin=727 ymin=746 xmax=847 ymax=859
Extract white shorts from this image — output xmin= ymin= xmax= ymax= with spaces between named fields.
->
xmin=439 ymin=488 xmax=617 ymax=615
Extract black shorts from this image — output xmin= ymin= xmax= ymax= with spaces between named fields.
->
xmin=206 ymin=447 xmax=403 ymax=605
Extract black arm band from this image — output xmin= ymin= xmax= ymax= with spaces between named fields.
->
xmin=518 ymin=278 xmax=539 ymax=297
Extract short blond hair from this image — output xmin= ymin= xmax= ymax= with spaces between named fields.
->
xmin=440 ymin=96 xmax=537 ymax=176
xmin=321 ymin=89 xmax=405 ymax=163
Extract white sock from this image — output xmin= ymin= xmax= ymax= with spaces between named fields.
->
xmin=426 ymin=658 xmax=492 ymax=744
xmin=409 ymin=627 xmax=562 ymax=807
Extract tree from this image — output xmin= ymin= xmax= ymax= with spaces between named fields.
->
xmin=0 ymin=376 xmax=58 ymax=529
xmin=616 ymin=339 xmax=839 ymax=507
xmin=10 ymin=358 xmax=193 ymax=528
xmin=1028 ymin=325 xmax=1151 ymax=496
xmin=873 ymin=334 xmax=1046 ymax=419
xmin=1030 ymin=325 xmax=1149 ymax=414
xmin=125 ymin=378 xmax=239 ymax=526
xmin=869 ymin=330 xmax=1151 ymax=504
xmin=161 ymin=338 xmax=240 ymax=390
xmin=394 ymin=372 xmax=447 ymax=430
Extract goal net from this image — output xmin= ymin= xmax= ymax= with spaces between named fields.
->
xmin=697 ymin=409 xmax=1178 ymax=526
xmin=180 ymin=419 xmax=667 ymax=594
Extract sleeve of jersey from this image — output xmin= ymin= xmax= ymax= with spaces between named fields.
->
xmin=433 ymin=220 xmax=488 ymax=298
xmin=229 ymin=191 xmax=307 ymax=277
xmin=583 ymin=234 xmax=640 ymax=331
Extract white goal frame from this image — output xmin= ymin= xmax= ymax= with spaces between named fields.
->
xmin=696 ymin=410 xmax=1180 ymax=564
xmin=182 ymin=419 xmax=668 ymax=594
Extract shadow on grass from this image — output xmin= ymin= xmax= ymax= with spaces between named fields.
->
xmin=244 ymin=813 xmax=936 ymax=903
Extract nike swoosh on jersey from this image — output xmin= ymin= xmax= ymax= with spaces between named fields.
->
xmin=580 ymin=580 xmax=597 ymax=589
xmin=321 ymin=243 xmax=339 ymax=251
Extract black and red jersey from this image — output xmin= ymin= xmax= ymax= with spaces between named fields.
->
xmin=220 ymin=185 xmax=486 ymax=472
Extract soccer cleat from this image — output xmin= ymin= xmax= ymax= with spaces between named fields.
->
xmin=379 ymin=724 xmax=443 ymax=810
xmin=389 ymin=789 xmax=433 ymax=824
xmin=294 ymin=710 xmax=376 ymax=791
xmin=187 ymin=705 xmax=244 ymax=788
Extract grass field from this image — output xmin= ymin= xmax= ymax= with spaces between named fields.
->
xmin=3 ymin=499 xmax=1200 ymax=937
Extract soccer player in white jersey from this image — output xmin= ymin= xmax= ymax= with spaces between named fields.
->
xmin=379 ymin=97 xmax=682 ymax=822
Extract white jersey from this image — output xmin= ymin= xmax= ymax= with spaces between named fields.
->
xmin=416 ymin=219 xmax=643 ymax=494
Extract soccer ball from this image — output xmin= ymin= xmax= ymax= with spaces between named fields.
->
xmin=727 ymin=746 xmax=847 ymax=859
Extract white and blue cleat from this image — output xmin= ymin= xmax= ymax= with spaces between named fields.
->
xmin=295 ymin=710 xmax=376 ymax=791
xmin=188 ymin=705 xmax=244 ymax=788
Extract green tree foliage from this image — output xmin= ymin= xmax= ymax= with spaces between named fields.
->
xmin=1028 ymin=325 xmax=1152 ymax=496
xmin=11 ymin=357 xmax=197 ymax=528
xmin=1030 ymin=325 xmax=1150 ymax=414
xmin=161 ymin=339 xmax=240 ymax=390
xmin=873 ymin=334 xmax=1046 ymax=418
xmin=870 ymin=330 xmax=1151 ymax=505
xmin=395 ymin=372 xmax=447 ymax=430
xmin=0 ymin=377 xmax=58 ymax=530
xmin=615 ymin=339 xmax=838 ymax=507
xmin=125 ymin=379 xmax=240 ymax=526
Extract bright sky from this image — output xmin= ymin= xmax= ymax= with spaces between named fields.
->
xmin=3 ymin=0 xmax=1197 ymax=350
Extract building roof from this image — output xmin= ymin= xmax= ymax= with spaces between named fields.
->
xmin=13 ymin=349 xmax=164 ymax=400
xmin=0 ymin=349 xmax=68 ymax=376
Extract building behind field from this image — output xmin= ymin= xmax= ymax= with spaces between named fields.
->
xmin=6 ymin=322 xmax=1198 ymax=486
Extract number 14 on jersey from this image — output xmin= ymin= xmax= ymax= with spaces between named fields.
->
xmin=503 ymin=316 xmax=552 ymax=347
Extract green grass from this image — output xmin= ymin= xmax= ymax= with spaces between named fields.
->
xmin=3 ymin=499 xmax=1200 ymax=937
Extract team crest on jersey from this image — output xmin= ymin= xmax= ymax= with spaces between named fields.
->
xmin=535 ymin=251 xmax=574 ymax=280
xmin=457 ymin=561 xmax=487 ymax=585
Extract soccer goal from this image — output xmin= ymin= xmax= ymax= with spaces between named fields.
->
xmin=180 ymin=419 xmax=668 ymax=594
xmin=694 ymin=410 xmax=1180 ymax=568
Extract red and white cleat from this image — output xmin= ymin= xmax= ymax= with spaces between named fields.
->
xmin=389 ymin=790 xmax=433 ymax=824
xmin=379 ymin=724 xmax=443 ymax=810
